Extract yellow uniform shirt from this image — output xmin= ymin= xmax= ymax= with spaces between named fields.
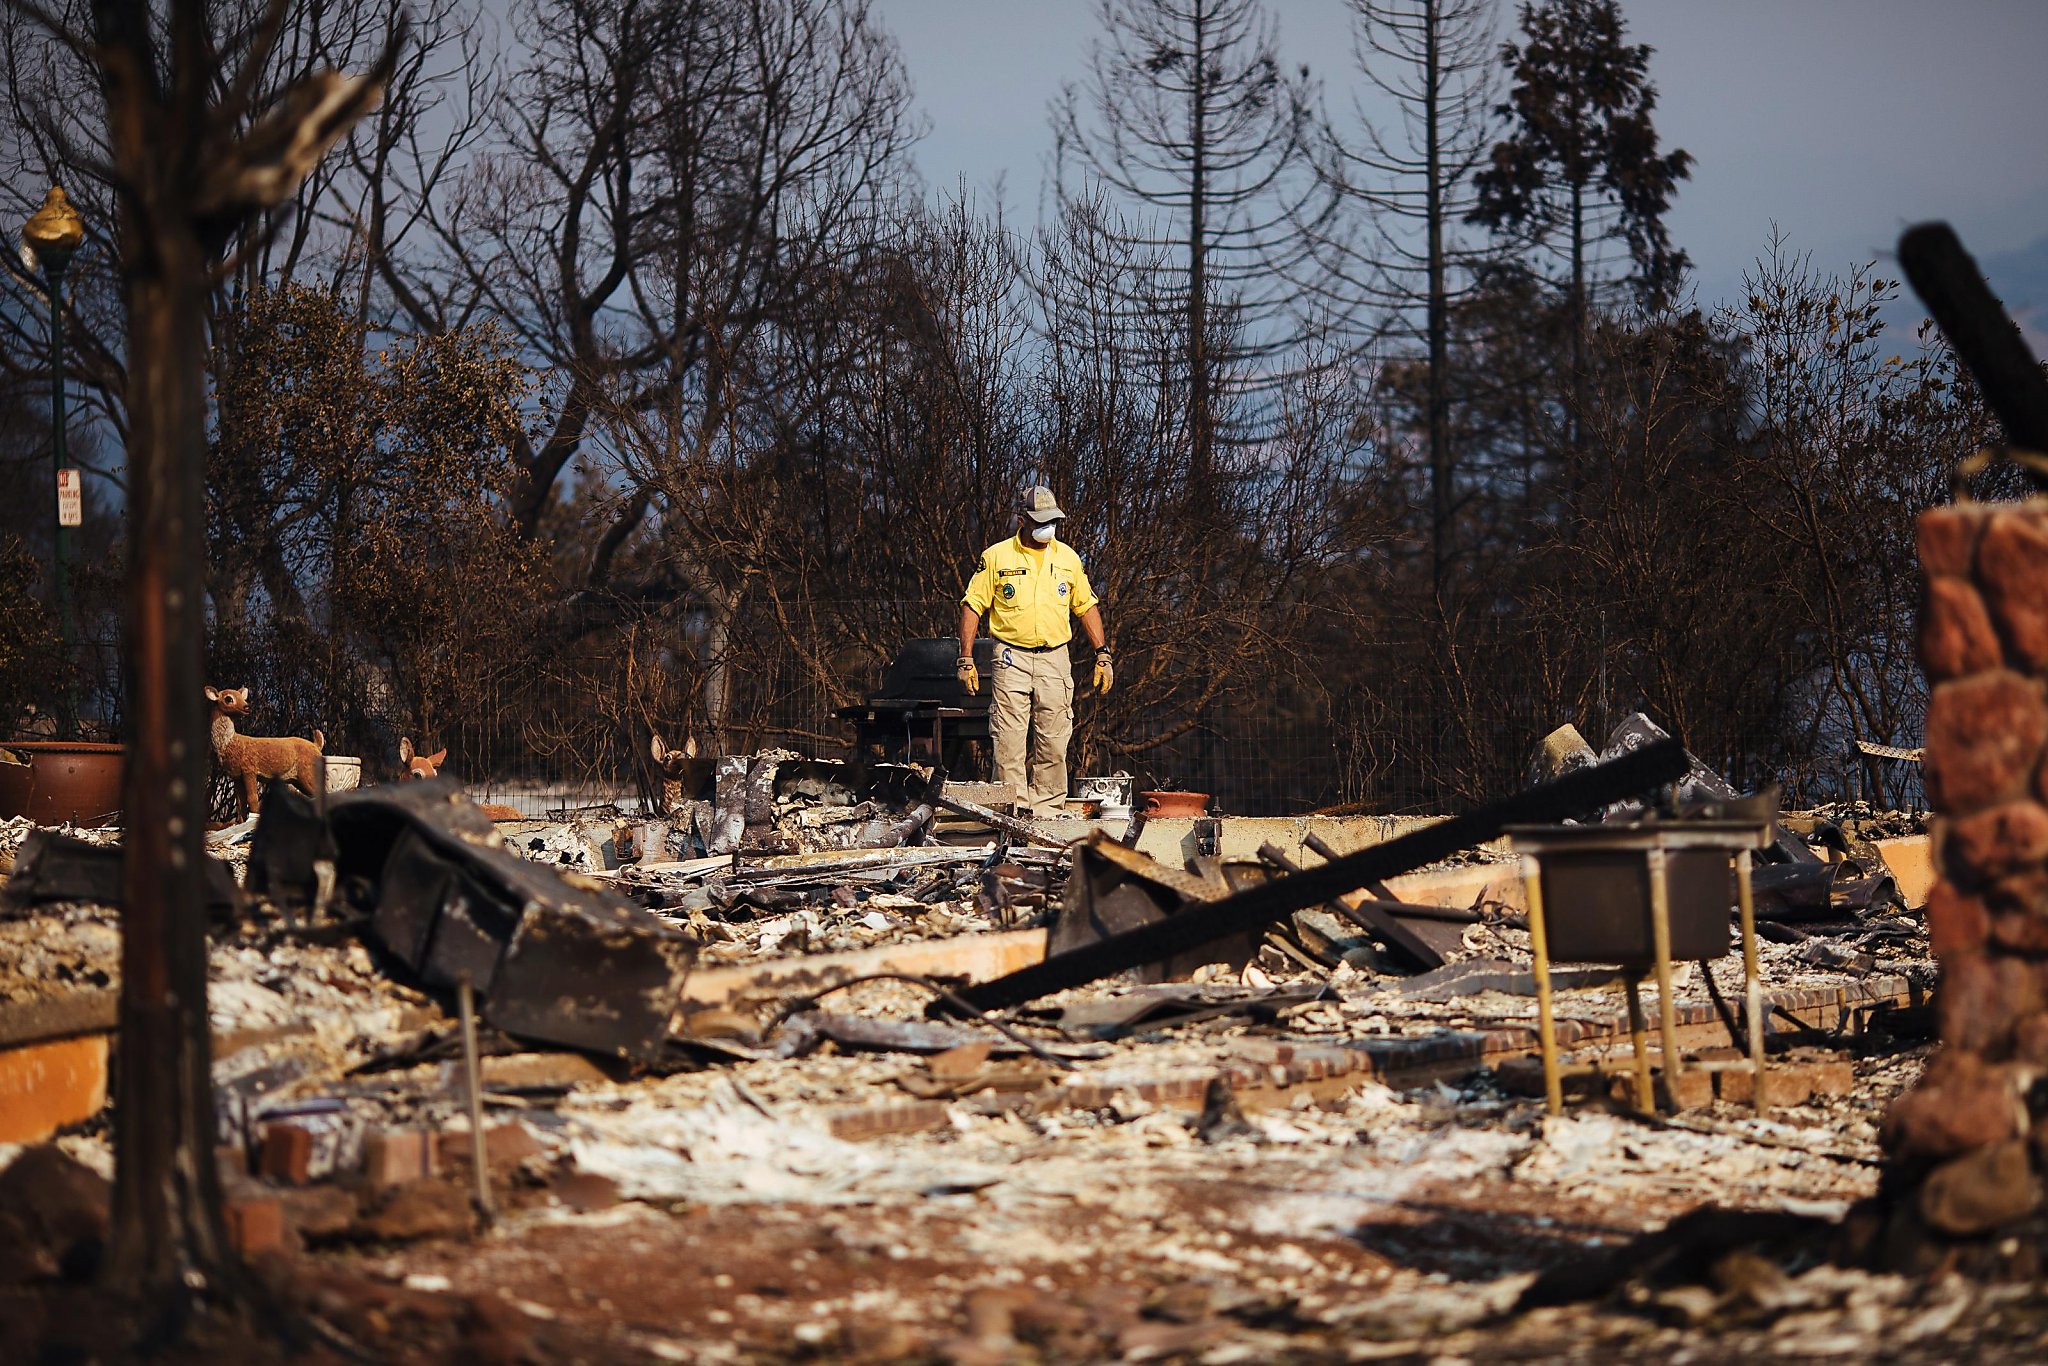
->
xmin=961 ymin=534 xmax=1099 ymax=649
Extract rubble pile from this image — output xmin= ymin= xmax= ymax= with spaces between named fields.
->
xmin=0 ymin=734 xmax=1987 ymax=1360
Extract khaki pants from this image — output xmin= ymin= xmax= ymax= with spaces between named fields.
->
xmin=990 ymin=644 xmax=1073 ymax=816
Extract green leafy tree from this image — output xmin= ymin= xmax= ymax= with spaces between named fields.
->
xmin=1467 ymin=0 xmax=1692 ymax=507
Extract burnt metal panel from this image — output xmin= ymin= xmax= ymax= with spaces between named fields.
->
xmin=332 ymin=780 xmax=696 ymax=1060
xmin=367 ymin=827 xmax=450 ymax=973
xmin=246 ymin=778 xmax=336 ymax=907
xmin=1535 ymin=847 xmax=1730 ymax=964
xmin=419 ymin=869 xmax=519 ymax=993
xmin=486 ymin=893 xmax=696 ymax=1060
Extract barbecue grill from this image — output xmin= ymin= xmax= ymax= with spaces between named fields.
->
xmin=835 ymin=636 xmax=1001 ymax=774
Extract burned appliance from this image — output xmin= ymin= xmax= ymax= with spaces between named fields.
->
xmin=328 ymin=779 xmax=695 ymax=1061
xmin=835 ymin=636 xmax=998 ymax=773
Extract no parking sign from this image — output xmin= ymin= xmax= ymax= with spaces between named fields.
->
xmin=56 ymin=468 xmax=80 ymax=527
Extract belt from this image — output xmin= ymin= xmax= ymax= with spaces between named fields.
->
xmin=994 ymin=639 xmax=1068 ymax=653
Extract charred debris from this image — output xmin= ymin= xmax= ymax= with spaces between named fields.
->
xmin=0 ymin=713 xmax=1955 ymax=1359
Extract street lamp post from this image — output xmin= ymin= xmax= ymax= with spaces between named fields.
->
xmin=23 ymin=186 xmax=85 ymax=735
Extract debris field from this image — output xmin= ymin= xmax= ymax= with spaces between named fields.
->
xmin=5 ymin=726 xmax=2042 ymax=1364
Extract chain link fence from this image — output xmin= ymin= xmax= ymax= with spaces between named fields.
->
xmin=17 ymin=613 xmax=1925 ymax=819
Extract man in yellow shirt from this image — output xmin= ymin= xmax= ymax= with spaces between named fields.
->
xmin=958 ymin=486 xmax=1113 ymax=816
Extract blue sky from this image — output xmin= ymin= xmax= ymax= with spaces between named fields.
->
xmin=875 ymin=0 xmax=2048 ymax=333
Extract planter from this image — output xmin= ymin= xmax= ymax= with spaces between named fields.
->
xmin=323 ymin=756 xmax=362 ymax=792
xmin=1505 ymin=822 xmax=1764 ymax=966
xmin=0 ymin=742 xmax=125 ymax=827
xmin=1137 ymin=790 xmax=1210 ymax=819
xmin=1076 ymin=774 xmax=1134 ymax=807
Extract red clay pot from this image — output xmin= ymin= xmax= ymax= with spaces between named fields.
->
xmin=0 ymin=741 xmax=125 ymax=826
xmin=1138 ymin=790 xmax=1210 ymax=819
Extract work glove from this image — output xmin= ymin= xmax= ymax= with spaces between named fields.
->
xmin=956 ymin=655 xmax=981 ymax=693
xmin=1091 ymin=649 xmax=1114 ymax=696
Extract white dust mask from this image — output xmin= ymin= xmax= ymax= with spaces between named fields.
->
xmin=1030 ymin=523 xmax=1056 ymax=544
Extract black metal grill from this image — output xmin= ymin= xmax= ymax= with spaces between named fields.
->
xmin=835 ymin=636 xmax=999 ymax=773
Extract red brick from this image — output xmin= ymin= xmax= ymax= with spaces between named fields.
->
xmin=258 ymin=1122 xmax=314 ymax=1186
xmin=1602 ymin=1065 xmax=1711 ymax=1111
xmin=1925 ymin=671 xmax=2048 ymax=813
xmin=1922 ymin=576 xmax=2005 ymax=680
xmin=1716 ymin=1066 xmax=1815 ymax=1110
xmin=1935 ymin=952 xmax=2045 ymax=1056
xmin=362 ymin=1129 xmax=437 ymax=1190
xmin=1803 ymin=1058 xmax=1855 ymax=1096
xmin=1946 ymin=800 xmax=2048 ymax=880
xmin=1985 ymin=864 xmax=2048 ymax=918
xmin=223 ymin=1195 xmax=287 ymax=1256
xmin=548 ymin=1169 xmax=619 ymax=1213
xmin=1883 ymin=1051 xmax=2024 ymax=1158
xmin=1926 ymin=881 xmax=1990 ymax=958
xmin=1979 ymin=508 xmax=2048 ymax=669
xmin=1919 ymin=1139 xmax=2042 ymax=1235
xmin=435 ymin=1120 xmax=544 ymax=1172
xmin=1920 ymin=504 xmax=1992 ymax=578
xmin=2015 ymin=1011 xmax=2048 ymax=1067
xmin=1991 ymin=909 xmax=2048 ymax=953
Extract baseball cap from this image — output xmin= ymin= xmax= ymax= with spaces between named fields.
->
xmin=1022 ymin=485 xmax=1065 ymax=523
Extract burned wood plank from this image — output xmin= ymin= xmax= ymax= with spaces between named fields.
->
xmin=1258 ymin=843 xmax=1444 ymax=973
xmin=1899 ymin=222 xmax=2048 ymax=463
xmin=1302 ymin=832 xmax=1401 ymax=902
xmin=930 ymin=790 xmax=1065 ymax=848
xmin=954 ymin=739 xmax=1689 ymax=1011
xmin=732 ymin=846 xmax=982 ymax=879
xmin=679 ymin=928 xmax=1050 ymax=1009
xmin=0 ymin=989 xmax=117 ymax=1049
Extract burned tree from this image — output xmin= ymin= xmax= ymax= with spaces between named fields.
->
xmin=414 ymin=0 xmax=917 ymax=746
xmin=1320 ymin=0 xmax=1499 ymax=602
xmin=12 ymin=0 xmax=389 ymax=1322
xmin=1051 ymin=0 xmax=1338 ymax=491
xmin=1030 ymin=196 xmax=1372 ymax=780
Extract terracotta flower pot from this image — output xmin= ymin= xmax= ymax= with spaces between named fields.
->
xmin=1138 ymin=789 xmax=1210 ymax=819
xmin=0 ymin=741 xmax=125 ymax=826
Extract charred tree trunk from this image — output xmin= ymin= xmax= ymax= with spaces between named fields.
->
xmin=1424 ymin=11 xmax=1452 ymax=607
xmin=96 ymin=0 xmax=236 ymax=1315
xmin=83 ymin=0 xmax=390 ymax=1330
xmin=701 ymin=586 xmax=741 ymax=754
xmin=105 ymin=208 xmax=236 ymax=1312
